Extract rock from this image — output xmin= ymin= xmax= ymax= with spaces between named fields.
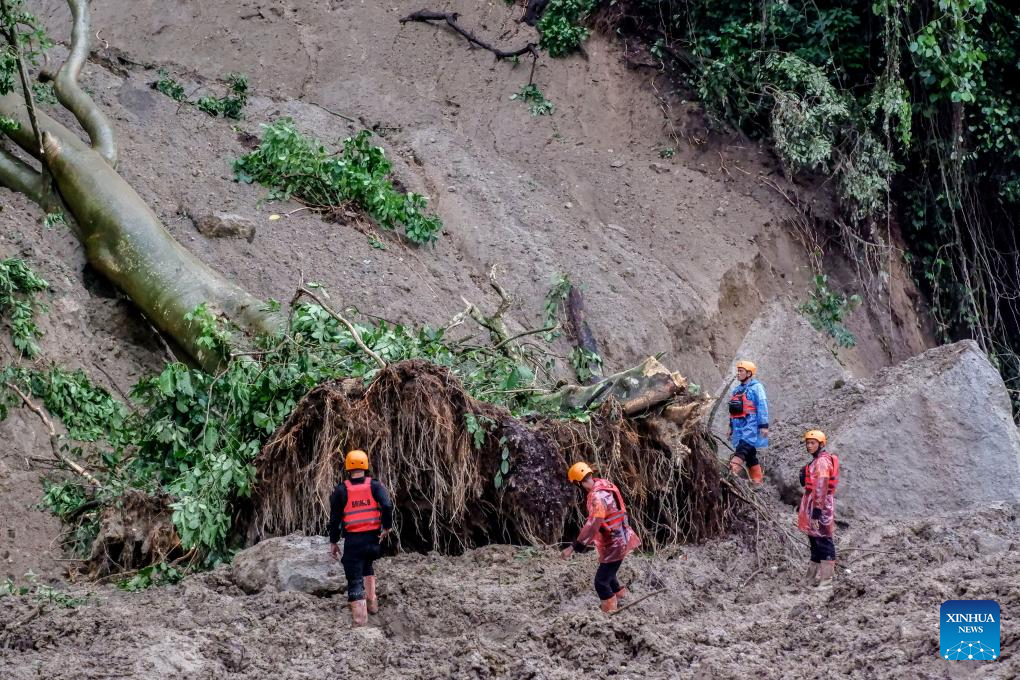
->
xmin=649 ymin=162 xmax=671 ymax=174
xmin=193 ymin=213 xmax=256 ymax=242
xmin=973 ymin=533 xmax=1011 ymax=555
xmin=771 ymin=340 xmax=1020 ymax=520
xmin=610 ymin=160 xmax=626 ymax=168
xmin=231 ymin=533 xmax=344 ymax=595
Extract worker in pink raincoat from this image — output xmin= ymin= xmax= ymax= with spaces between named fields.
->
xmin=560 ymin=462 xmax=641 ymax=613
xmin=798 ymin=430 xmax=840 ymax=590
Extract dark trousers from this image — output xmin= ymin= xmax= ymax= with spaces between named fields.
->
xmin=808 ymin=536 xmax=836 ymax=562
xmin=341 ymin=533 xmax=381 ymax=601
xmin=594 ymin=560 xmax=624 ymax=600
xmin=734 ymin=440 xmax=759 ymax=467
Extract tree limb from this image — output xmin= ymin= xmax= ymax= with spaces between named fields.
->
xmin=611 ymin=588 xmax=666 ymax=615
xmin=0 ymin=147 xmax=62 ymax=210
xmin=400 ymin=10 xmax=540 ymax=61
xmin=53 ymin=0 xmax=118 ymax=167
xmin=291 ymin=287 xmax=387 ymax=369
xmin=5 ymin=381 xmax=101 ymax=486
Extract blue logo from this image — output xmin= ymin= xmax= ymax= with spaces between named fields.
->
xmin=940 ymin=600 xmax=1000 ymax=661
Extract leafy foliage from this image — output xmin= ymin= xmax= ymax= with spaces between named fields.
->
xmin=538 ymin=0 xmax=597 ymax=57
xmin=511 ymin=83 xmax=555 ymax=116
xmin=153 ymin=70 xmax=249 ymax=119
xmin=117 ymin=562 xmax=184 ymax=591
xmin=31 ymin=81 xmax=55 ymax=106
xmin=798 ymin=274 xmax=862 ymax=348
xmin=234 ymin=119 xmax=443 ymax=245
xmin=620 ymin=0 xmax=1020 ymax=415
xmin=0 ymin=0 xmax=51 ymax=98
xmin=6 ymin=291 xmax=599 ymax=563
xmin=1 ymin=572 xmax=89 ymax=608
xmin=0 ymin=257 xmax=48 ymax=356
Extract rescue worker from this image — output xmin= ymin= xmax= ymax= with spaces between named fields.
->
xmin=560 ymin=462 xmax=641 ymax=613
xmin=797 ymin=430 xmax=839 ymax=590
xmin=327 ymin=449 xmax=394 ymax=626
xmin=728 ymin=359 xmax=769 ymax=486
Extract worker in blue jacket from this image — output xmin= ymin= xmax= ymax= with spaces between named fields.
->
xmin=728 ymin=360 xmax=769 ymax=486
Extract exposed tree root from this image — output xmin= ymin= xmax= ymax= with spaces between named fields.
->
xmin=251 ymin=358 xmax=729 ymax=554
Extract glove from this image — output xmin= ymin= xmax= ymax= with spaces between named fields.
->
xmin=811 ymin=508 xmax=823 ymax=521
xmin=798 ymin=467 xmax=806 ymax=487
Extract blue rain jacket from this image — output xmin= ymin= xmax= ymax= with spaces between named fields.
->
xmin=729 ymin=378 xmax=769 ymax=449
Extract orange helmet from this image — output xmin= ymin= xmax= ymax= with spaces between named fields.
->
xmin=567 ymin=461 xmax=593 ymax=483
xmin=736 ymin=360 xmax=757 ymax=377
xmin=803 ymin=430 xmax=827 ymax=446
xmin=345 ymin=449 xmax=369 ymax=471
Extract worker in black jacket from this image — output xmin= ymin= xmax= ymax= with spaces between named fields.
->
xmin=328 ymin=449 xmax=394 ymax=626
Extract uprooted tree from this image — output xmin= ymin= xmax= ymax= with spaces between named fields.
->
xmin=1 ymin=1 xmax=736 ymax=578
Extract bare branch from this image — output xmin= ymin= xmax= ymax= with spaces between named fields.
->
xmin=53 ymin=0 xmax=118 ymax=166
xmin=400 ymin=10 xmax=539 ymax=61
xmin=290 ymin=288 xmax=387 ymax=369
xmin=5 ymin=381 xmax=101 ymax=486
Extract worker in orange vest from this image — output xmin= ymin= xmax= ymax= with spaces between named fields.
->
xmin=328 ymin=449 xmax=394 ymax=626
xmin=797 ymin=430 xmax=839 ymax=590
xmin=560 ymin=462 xmax=641 ymax=613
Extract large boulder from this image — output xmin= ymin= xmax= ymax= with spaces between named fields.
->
xmin=231 ymin=533 xmax=344 ymax=595
xmin=768 ymin=340 xmax=1020 ymax=519
xmin=710 ymin=299 xmax=852 ymax=440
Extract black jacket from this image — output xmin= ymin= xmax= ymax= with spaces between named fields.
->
xmin=328 ymin=476 xmax=394 ymax=544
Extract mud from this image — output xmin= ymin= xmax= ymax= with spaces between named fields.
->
xmin=1 ymin=501 xmax=1017 ymax=678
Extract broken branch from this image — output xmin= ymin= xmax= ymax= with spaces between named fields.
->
xmin=399 ymin=10 xmax=540 ymax=61
xmin=291 ymin=287 xmax=387 ymax=369
xmin=5 ymin=381 xmax=101 ymax=486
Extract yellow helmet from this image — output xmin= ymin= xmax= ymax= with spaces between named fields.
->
xmin=345 ymin=449 xmax=369 ymax=471
xmin=736 ymin=360 xmax=757 ymax=377
xmin=803 ymin=430 xmax=827 ymax=446
xmin=567 ymin=461 xmax=593 ymax=484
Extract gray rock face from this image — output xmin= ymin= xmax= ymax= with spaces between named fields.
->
xmin=193 ymin=213 xmax=256 ymax=242
xmin=770 ymin=340 xmax=1020 ymax=519
xmin=231 ymin=534 xmax=344 ymax=596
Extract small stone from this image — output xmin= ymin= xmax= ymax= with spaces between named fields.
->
xmin=193 ymin=213 xmax=256 ymax=242
xmin=649 ymin=162 xmax=671 ymax=174
xmin=564 ymin=202 xmax=573 ymax=209
xmin=610 ymin=160 xmax=625 ymax=168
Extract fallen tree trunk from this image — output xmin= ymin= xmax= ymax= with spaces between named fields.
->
xmin=0 ymin=1 xmax=282 ymax=370
xmin=533 ymin=355 xmax=685 ymax=413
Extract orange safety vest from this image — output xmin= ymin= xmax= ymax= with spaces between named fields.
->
xmin=342 ymin=478 xmax=382 ymax=533
xmin=803 ymin=452 xmax=840 ymax=495
xmin=590 ymin=479 xmax=630 ymax=536
xmin=728 ymin=392 xmax=757 ymax=419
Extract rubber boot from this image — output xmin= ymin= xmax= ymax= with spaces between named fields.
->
xmin=599 ymin=595 xmax=618 ymax=614
xmin=728 ymin=456 xmax=745 ymax=477
xmin=804 ymin=562 xmax=819 ymax=587
xmin=747 ymin=464 xmax=764 ymax=486
xmin=614 ymin=586 xmax=629 ymax=601
xmin=365 ymin=576 xmax=379 ymax=614
xmin=349 ymin=599 xmax=369 ymax=627
xmin=814 ymin=560 xmax=835 ymax=591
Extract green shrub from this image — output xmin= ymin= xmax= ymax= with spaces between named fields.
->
xmin=798 ymin=274 xmax=862 ymax=348
xmin=234 ymin=119 xmax=443 ymax=245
